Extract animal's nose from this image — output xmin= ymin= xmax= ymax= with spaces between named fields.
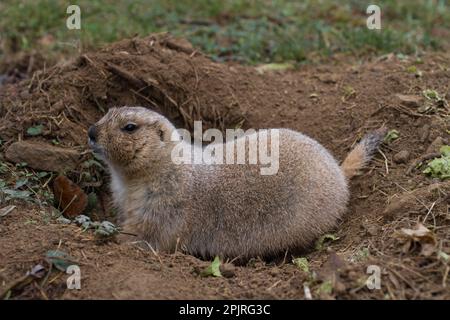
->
xmin=88 ymin=125 xmax=97 ymax=142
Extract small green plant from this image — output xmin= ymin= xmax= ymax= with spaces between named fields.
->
xmin=316 ymin=280 xmax=333 ymax=295
xmin=350 ymin=247 xmax=370 ymax=262
xmin=73 ymin=215 xmax=120 ymax=238
xmin=406 ymin=65 xmax=422 ymax=77
xmin=384 ymin=129 xmax=399 ymax=143
xmin=74 ymin=214 xmax=93 ymax=229
xmin=342 ymin=85 xmax=356 ymax=100
xmin=421 ymin=89 xmax=449 ymax=113
xmin=423 ymin=145 xmax=450 ymax=180
xmin=201 ymin=256 xmax=222 ymax=277
xmin=16 ymin=162 xmax=28 ymax=168
xmin=293 ymin=257 xmax=309 ymax=273
xmin=315 ymin=234 xmax=339 ymax=250
xmin=406 ymin=65 xmax=417 ymax=73
xmin=423 ymin=89 xmax=441 ymax=100
xmin=2 ymin=189 xmax=33 ymax=201
xmin=0 ymin=167 xmax=53 ymax=205
xmin=26 ymin=124 xmax=44 ymax=136
xmin=45 ymin=250 xmax=77 ymax=272
xmin=94 ymin=221 xmax=119 ymax=237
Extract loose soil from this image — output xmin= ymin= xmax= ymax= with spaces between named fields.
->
xmin=0 ymin=34 xmax=449 ymax=299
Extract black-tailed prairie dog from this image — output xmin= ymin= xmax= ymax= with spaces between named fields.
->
xmin=88 ymin=106 xmax=385 ymax=259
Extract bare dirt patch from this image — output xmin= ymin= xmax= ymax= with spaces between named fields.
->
xmin=0 ymin=34 xmax=449 ymax=299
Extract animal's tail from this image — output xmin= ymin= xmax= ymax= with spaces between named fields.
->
xmin=340 ymin=127 xmax=387 ymax=179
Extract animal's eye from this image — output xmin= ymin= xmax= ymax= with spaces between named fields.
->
xmin=122 ymin=123 xmax=138 ymax=133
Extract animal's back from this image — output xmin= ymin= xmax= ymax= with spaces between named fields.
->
xmin=183 ymin=129 xmax=349 ymax=258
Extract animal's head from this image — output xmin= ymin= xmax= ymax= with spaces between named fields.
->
xmin=88 ymin=106 xmax=177 ymax=174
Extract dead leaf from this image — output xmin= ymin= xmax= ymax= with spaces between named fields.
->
xmin=398 ymin=223 xmax=437 ymax=257
xmin=52 ymin=175 xmax=88 ymax=218
xmin=0 ymin=264 xmax=47 ymax=299
xmin=401 ymin=223 xmax=434 ymax=238
xmin=0 ymin=205 xmax=16 ymax=218
xmin=315 ymin=234 xmax=339 ymax=250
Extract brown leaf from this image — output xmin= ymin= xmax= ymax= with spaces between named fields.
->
xmin=399 ymin=223 xmax=437 ymax=257
xmin=401 ymin=223 xmax=434 ymax=239
xmin=52 ymin=175 xmax=88 ymax=218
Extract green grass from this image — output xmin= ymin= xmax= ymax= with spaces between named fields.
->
xmin=0 ymin=0 xmax=449 ymax=64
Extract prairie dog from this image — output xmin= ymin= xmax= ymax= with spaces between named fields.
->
xmin=88 ymin=106 xmax=385 ymax=259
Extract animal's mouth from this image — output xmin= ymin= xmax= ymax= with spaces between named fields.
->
xmin=88 ymin=139 xmax=106 ymax=159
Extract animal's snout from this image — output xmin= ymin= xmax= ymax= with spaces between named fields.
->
xmin=88 ymin=125 xmax=97 ymax=143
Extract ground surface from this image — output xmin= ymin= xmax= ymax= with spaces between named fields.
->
xmin=0 ymin=35 xmax=449 ymax=300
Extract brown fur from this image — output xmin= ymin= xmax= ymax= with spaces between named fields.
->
xmin=89 ymin=106 xmax=384 ymax=259
xmin=341 ymin=128 xmax=387 ymax=179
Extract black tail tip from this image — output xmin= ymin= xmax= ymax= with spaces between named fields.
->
xmin=362 ymin=126 xmax=388 ymax=155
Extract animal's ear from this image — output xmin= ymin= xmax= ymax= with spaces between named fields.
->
xmin=155 ymin=120 xmax=172 ymax=142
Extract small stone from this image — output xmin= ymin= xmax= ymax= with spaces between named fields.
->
xmin=395 ymin=94 xmax=422 ymax=108
xmin=366 ymin=225 xmax=379 ymax=236
xmin=5 ymin=141 xmax=80 ymax=172
xmin=393 ymin=150 xmax=410 ymax=164
xmin=19 ymin=90 xmax=31 ymax=100
xmin=418 ymin=124 xmax=430 ymax=142
xmin=334 ymin=280 xmax=346 ymax=293
xmin=318 ymin=74 xmax=338 ymax=84
xmin=268 ymin=267 xmax=281 ymax=277
xmin=51 ymin=101 xmax=65 ymax=113
xmin=425 ymin=136 xmax=445 ymax=154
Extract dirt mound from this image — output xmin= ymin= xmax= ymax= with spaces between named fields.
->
xmin=0 ymin=33 xmax=274 ymax=147
xmin=0 ymin=34 xmax=449 ymax=299
xmin=0 ymin=52 xmax=51 ymax=87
